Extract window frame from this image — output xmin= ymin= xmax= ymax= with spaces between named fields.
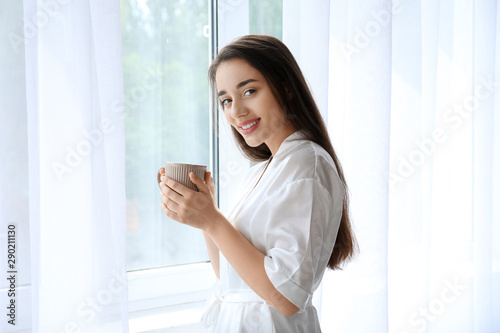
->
xmin=127 ymin=263 xmax=216 ymax=331
xmin=126 ymin=0 xmax=219 ymax=331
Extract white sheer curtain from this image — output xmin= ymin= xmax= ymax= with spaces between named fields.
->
xmin=324 ymin=0 xmax=391 ymax=330
xmin=1 ymin=0 xmax=128 ymax=332
xmin=321 ymin=0 xmax=499 ymax=332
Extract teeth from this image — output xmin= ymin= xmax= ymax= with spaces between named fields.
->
xmin=242 ymin=120 xmax=259 ymax=130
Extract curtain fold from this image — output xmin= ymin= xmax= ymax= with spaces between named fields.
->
xmin=20 ymin=0 xmax=128 ymax=331
xmin=322 ymin=0 xmax=499 ymax=332
xmin=324 ymin=0 xmax=392 ymax=331
xmin=472 ymin=2 xmax=497 ymax=332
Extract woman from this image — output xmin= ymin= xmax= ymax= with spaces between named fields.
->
xmin=158 ymin=35 xmax=356 ymax=332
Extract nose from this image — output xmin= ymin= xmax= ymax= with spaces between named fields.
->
xmin=230 ymin=98 xmax=248 ymax=119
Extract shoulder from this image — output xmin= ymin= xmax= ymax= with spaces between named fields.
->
xmin=274 ymin=136 xmax=338 ymax=183
xmin=283 ymin=140 xmax=334 ymax=173
xmin=269 ymin=136 xmax=345 ymax=205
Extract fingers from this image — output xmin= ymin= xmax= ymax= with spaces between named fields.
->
xmin=157 ymin=168 xmax=165 ymax=189
xmin=160 ymin=185 xmax=182 ymax=207
xmin=203 ymin=171 xmax=215 ymax=200
xmin=204 ymin=171 xmax=215 ymax=186
xmin=160 ymin=187 xmax=180 ymax=220
xmin=190 ymin=172 xmax=210 ymax=194
xmin=159 ymin=172 xmax=216 ymax=224
xmin=162 ymin=175 xmax=190 ymax=196
xmin=161 ymin=202 xmax=178 ymax=219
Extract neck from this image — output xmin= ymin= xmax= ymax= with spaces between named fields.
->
xmin=266 ymin=125 xmax=297 ymax=157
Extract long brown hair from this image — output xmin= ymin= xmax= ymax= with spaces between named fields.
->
xmin=209 ymin=35 xmax=357 ymax=270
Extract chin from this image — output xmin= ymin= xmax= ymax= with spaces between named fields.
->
xmin=244 ymin=139 xmax=263 ymax=148
xmin=241 ymin=135 xmax=264 ymax=148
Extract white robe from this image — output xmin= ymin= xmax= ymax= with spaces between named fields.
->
xmin=200 ymin=131 xmax=345 ymax=332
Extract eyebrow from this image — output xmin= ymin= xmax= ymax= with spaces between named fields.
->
xmin=218 ymin=79 xmax=258 ymax=97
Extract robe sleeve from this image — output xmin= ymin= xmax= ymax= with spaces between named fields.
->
xmin=262 ymin=178 xmax=343 ymax=310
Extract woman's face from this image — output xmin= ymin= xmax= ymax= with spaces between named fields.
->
xmin=215 ymin=58 xmax=296 ymax=156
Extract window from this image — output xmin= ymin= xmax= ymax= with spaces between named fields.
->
xmin=123 ymin=0 xmax=283 ymax=330
xmin=249 ymin=0 xmax=283 ymax=37
xmin=122 ymin=0 xmax=211 ymax=271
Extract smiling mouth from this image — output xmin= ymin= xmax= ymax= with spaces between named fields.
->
xmin=241 ymin=119 xmax=260 ymax=130
xmin=239 ymin=118 xmax=261 ymax=135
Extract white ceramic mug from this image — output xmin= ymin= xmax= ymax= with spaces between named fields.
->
xmin=157 ymin=162 xmax=207 ymax=191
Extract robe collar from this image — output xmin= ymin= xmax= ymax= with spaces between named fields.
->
xmin=272 ymin=130 xmax=307 ymax=160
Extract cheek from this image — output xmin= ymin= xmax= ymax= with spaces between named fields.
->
xmin=224 ymin=110 xmax=236 ymax=127
xmin=263 ymin=95 xmax=285 ymax=119
xmin=265 ymin=102 xmax=286 ymax=124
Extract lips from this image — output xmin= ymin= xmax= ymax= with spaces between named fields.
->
xmin=238 ymin=118 xmax=260 ymax=128
xmin=241 ymin=119 xmax=259 ymax=129
xmin=238 ymin=118 xmax=261 ymax=135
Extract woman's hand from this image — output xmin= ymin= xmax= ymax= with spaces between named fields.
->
xmin=159 ymin=170 xmax=221 ymax=230
xmin=158 ymin=169 xmax=299 ymax=316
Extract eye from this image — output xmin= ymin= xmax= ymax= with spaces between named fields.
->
xmin=244 ymin=89 xmax=256 ymax=96
xmin=220 ymin=98 xmax=231 ymax=108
